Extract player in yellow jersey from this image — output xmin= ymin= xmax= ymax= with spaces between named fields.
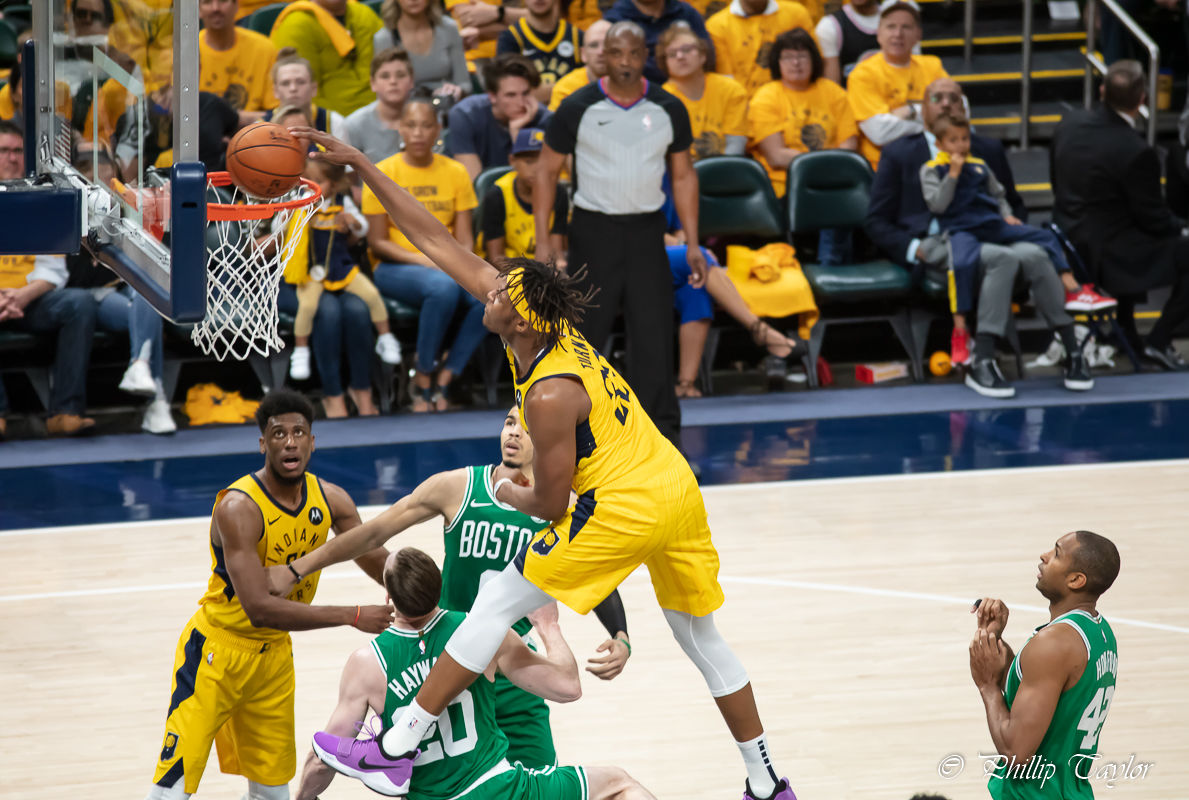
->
xmin=146 ymin=390 xmax=393 ymax=800
xmin=286 ymin=127 xmax=798 ymax=800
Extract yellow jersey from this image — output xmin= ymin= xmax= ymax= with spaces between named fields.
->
xmin=199 ymin=472 xmax=333 ymax=641
xmin=493 ymin=170 xmax=547 ymax=258
xmin=847 ymin=52 xmax=948 ymax=167
xmin=199 ymin=27 xmax=279 ymax=111
xmin=747 ymin=78 xmax=858 ymax=197
xmin=663 ymin=73 xmax=749 ymax=161
xmin=361 ymin=153 xmax=478 ymax=262
xmin=509 ymin=328 xmax=687 ymax=497
xmin=548 ymin=66 xmax=595 ymax=111
xmin=706 ymin=0 xmax=815 ymax=97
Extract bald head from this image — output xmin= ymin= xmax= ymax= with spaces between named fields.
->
xmin=923 ymin=77 xmax=965 ymax=130
xmin=604 ymin=21 xmax=648 ymax=87
xmin=583 ymin=19 xmax=612 ymax=77
xmin=606 ymin=20 xmax=646 ymax=47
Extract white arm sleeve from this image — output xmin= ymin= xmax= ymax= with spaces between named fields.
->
xmin=815 ymin=16 xmax=843 ymax=58
xmin=342 ymin=194 xmax=369 ymax=235
xmin=859 ymin=114 xmax=924 ymax=146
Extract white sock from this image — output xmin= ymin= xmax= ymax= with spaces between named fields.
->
xmin=737 ymin=733 xmax=779 ymax=798
xmin=380 ymin=698 xmax=437 ymax=757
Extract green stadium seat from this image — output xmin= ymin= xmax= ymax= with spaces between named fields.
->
xmin=0 ymin=19 xmax=19 ymax=70
xmin=695 ymin=155 xmax=785 ymax=240
xmin=787 ymin=150 xmax=919 ymax=385
xmin=472 ymin=164 xmax=513 ymax=246
xmin=240 ymin=2 xmax=288 ymax=35
xmin=364 ymin=0 xmax=385 ymax=15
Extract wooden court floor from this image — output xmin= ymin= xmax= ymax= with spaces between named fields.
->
xmin=2 ymin=461 xmax=1186 ymax=800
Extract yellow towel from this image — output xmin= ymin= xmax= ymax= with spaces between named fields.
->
xmin=271 ymin=0 xmax=357 ymax=57
xmin=725 ymin=243 xmax=820 ymax=340
xmin=184 ymin=383 xmax=260 ymax=426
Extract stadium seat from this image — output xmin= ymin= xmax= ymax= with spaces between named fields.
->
xmin=787 ymin=150 xmax=919 ymax=386
xmin=472 ymin=164 xmax=513 ymax=240
xmin=694 ymin=155 xmax=785 ymax=240
xmin=364 ymin=0 xmax=385 ymax=15
xmin=240 ymin=2 xmax=288 ymax=35
xmin=1 ymin=5 xmax=30 ymax=31
xmin=0 ymin=19 xmax=18 ymax=69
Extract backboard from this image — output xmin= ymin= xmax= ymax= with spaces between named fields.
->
xmin=4 ymin=0 xmax=206 ymax=322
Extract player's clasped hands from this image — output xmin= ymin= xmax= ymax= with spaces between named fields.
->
xmin=971 ymin=597 xmax=1009 ymax=637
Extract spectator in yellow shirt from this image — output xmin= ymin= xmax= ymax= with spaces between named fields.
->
xmin=199 ymin=0 xmax=280 ymax=112
xmin=270 ymin=0 xmax=384 ymax=115
xmin=748 ymin=29 xmax=858 ymax=264
xmin=658 ymin=22 xmax=748 ymax=160
xmin=548 ymin=18 xmax=610 ymax=110
xmin=361 ymin=98 xmax=486 ymax=412
xmin=846 ymin=0 xmax=946 ymax=167
xmin=706 ymin=0 xmax=815 ymax=97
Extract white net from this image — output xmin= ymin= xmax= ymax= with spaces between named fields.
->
xmin=191 ymin=179 xmax=320 ymax=361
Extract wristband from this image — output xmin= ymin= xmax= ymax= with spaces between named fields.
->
xmin=353 ymin=605 xmax=361 ymax=626
xmin=492 ymin=477 xmax=514 ymax=502
xmin=616 ymin=636 xmax=631 ymax=655
xmin=497 ymin=5 xmax=505 ymax=22
xmin=288 ymin=563 xmax=302 ymax=582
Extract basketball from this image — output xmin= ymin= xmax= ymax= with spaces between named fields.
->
xmin=225 ymin=122 xmax=306 ymax=199
xmin=929 ymin=350 xmax=952 ymax=376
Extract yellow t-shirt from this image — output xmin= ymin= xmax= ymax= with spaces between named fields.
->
xmin=847 ymin=52 xmax=947 ymax=167
xmin=0 ymin=254 xmax=35 ymax=290
xmin=686 ymin=0 xmax=732 ymax=18
xmin=548 ymin=66 xmax=595 ymax=111
xmin=706 ymin=1 xmax=815 ymax=97
xmin=447 ymin=0 xmax=502 ymax=64
xmin=748 ymin=78 xmax=858 ymax=197
xmin=361 ymin=153 xmax=478 ymax=261
xmin=199 ymin=28 xmax=279 ymax=111
xmin=662 ymin=73 xmax=748 ymax=161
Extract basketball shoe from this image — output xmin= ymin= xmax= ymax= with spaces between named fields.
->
xmin=950 ymin=327 xmax=971 ymax=365
xmin=743 ymin=777 xmax=797 ymax=800
xmin=311 ymin=728 xmax=417 ymax=797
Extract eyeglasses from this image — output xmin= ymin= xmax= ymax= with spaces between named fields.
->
xmin=929 ymin=91 xmax=963 ymax=104
xmin=72 ymin=7 xmax=103 ymax=24
xmin=779 ymin=51 xmax=812 ymax=63
xmin=0 ymin=147 xmax=23 ymax=157
xmin=665 ymin=44 xmax=699 ymax=58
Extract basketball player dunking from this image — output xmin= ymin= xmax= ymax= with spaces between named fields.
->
xmin=289 ymin=126 xmax=796 ymax=800
xmin=145 ymin=390 xmax=393 ymax=800
xmin=274 ymin=407 xmax=633 ymax=769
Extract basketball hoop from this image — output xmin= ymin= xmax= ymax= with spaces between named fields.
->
xmin=191 ymin=172 xmax=322 ymax=361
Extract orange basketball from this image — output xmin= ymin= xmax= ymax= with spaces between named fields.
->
xmin=225 ymin=122 xmax=306 ymax=199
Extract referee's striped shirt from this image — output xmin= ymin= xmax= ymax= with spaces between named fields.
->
xmin=544 ymin=78 xmax=693 ymax=215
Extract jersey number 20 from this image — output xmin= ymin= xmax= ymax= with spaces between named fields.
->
xmin=414 ymin=689 xmax=478 ymax=764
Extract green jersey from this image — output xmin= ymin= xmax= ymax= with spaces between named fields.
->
xmin=374 ymin=610 xmax=508 ymax=800
xmin=990 ymin=610 xmax=1118 ymax=800
xmin=441 ymin=465 xmax=557 ymax=768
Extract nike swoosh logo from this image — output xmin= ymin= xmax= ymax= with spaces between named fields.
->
xmin=268 ymin=516 xmax=281 ymax=525
xmin=597 ymin=119 xmax=612 ymax=125
xmin=470 ymin=501 xmax=492 ymax=508
xmin=358 ymin=754 xmax=405 ymax=771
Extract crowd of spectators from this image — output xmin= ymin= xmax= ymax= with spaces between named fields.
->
xmin=1 ymin=0 xmax=1187 ymax=441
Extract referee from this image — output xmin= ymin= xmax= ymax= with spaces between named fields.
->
xmin=533 ymin=21 xmax=706 ymax=446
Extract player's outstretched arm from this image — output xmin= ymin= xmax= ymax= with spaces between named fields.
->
xmin=215 ymin=493 xmax=393 ymax=632
xmin=296 ymin=647 xmax=380 ymax=800
xmin=971 ymin=626 xmax=1076 ymax=761
xmin=272 ymin=470 xmax=464 ymax=595
xmin=323 ymin=481 xmax=390 ymax=586
xmin=494 ymin=601 xmax=582 ymax=703
xmin=290 ymin=126 xmax=501 ymax=302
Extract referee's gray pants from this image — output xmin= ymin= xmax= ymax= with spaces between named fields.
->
xmin=977 ymin=241 xmax=1074 ymax=339
xmin=568 ymin=207 xmax=681 ymax=444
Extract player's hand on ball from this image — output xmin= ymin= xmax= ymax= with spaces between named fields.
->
xmin=972 ymin=597 xmax=1009 ymax=637
xmin=353 ymin=604 xmax=396 ymax=633
xmin=289 ymin=127 xmax=365 ymax=168
xmin=527 ymin=601 xmax=560 ymax=629
xmin=586 ymin=637 xmax=630 ymax=681
xmin=266 ymin=564 xmax=298 ymax=596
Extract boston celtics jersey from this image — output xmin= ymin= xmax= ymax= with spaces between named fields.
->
xmin=990 ymin=610 xmax=1118 ymax=799
xmin=508 ymin=328 xmax=687 ymax=497
xmin=374 ymin=610 xmax=508 ymax=800
xmin=200 ymin=472 xmax=333 ymax=640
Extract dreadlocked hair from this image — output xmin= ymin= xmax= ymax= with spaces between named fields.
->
xmin=498 ymin=257 xmax=598 ymax=349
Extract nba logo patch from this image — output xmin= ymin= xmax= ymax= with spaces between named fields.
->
xmin=530 ymin=528 xmax=560 ymax=557
xmin=309 ymin=507 xmax=324 ymax=525
xmin=161 ymin=732 xmax=178 ymax=761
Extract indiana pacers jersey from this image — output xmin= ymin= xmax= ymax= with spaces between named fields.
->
xmin=441 ymin=465 xmax=557 ymax=768
xmin=508 ymin=329 xmax=686 ymax=498
xmin=505 ymin=19 xmax=582 ymax=87
xmin=990 ymin=610 xmax=1118 ymax=799
xmin=493 ymin=171 xmax=546 ymax=259
xmin=200 ymin=472 xmax=334 ymax=640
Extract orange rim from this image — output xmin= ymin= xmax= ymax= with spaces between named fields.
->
xmin=206 ymin=172 xmax=322 ymax=221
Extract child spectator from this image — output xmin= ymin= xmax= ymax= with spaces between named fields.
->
xmin=344 ymin=47 xmax=416 ymax=164
xmin=480 ymin=128 xmax=568 ymax=260
xmin=921 ymin=116 xmax=1079 ymax=365
xmin=286 ymin=159 xmax=402 ymax=389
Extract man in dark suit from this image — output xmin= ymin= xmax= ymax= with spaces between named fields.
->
xmin=1051 ymin=60 xmax=1189 ymax=371
xmin=865 ymin=78 xmax=1103 ymax=398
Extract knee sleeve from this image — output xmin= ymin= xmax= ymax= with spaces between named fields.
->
xmin=444 ymin=564 xmax=553 ymax=673
xmin=244 ymin=782 xmax=289 ymax=800
xmin=663 ymin=609 xmax=749 ymax=698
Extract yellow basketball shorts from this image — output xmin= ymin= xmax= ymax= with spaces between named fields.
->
xmin=516 ymin=465 xmax=724 ymax=616
xmin=151 ymin=609 xmax=296 ymax=794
